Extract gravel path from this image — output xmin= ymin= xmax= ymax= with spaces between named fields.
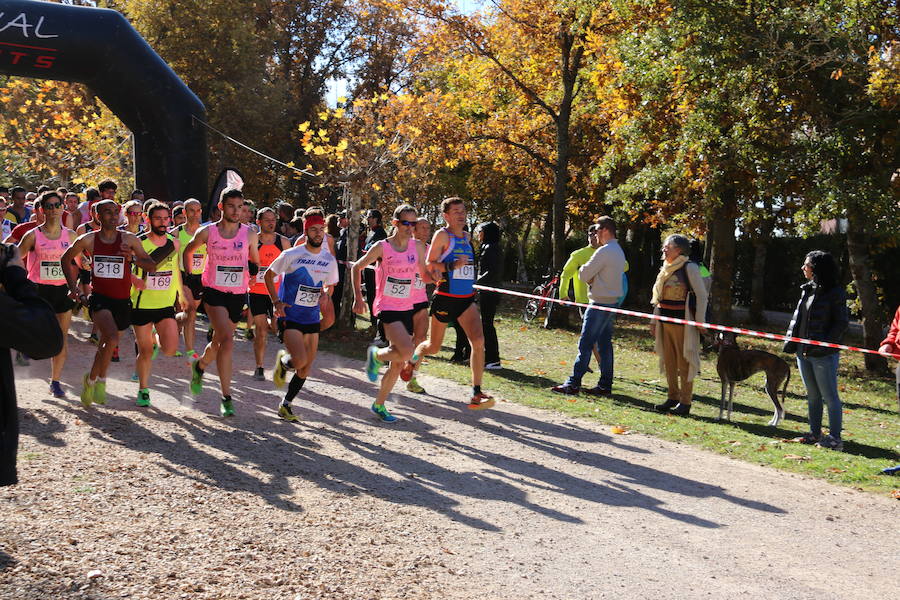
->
xmin=2 ymin=318 xmax=898 ymax=599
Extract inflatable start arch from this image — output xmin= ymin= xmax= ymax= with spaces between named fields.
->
xmin=0 ymin=0 xmax=208 ymax=203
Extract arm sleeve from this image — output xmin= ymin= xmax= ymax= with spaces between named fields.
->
xmin=0 ymin=265 xmax=63 ymax=359
xmin=559 ymin=252 xmax=579 ymax=299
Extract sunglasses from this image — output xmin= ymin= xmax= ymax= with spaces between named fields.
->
xmin=127 ymin=211 xmax=142 ymax=216
xmin=43 ymin=202 xmax=63 ymax=209
xmin=397 ymin=220 xmax=417 ymax=227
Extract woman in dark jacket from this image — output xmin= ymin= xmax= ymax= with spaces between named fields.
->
xmin=783 ymin=251 xmax=849 ymax=451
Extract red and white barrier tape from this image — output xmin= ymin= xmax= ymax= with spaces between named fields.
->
xmin=473 ymin=284 xmax=900 ymax=360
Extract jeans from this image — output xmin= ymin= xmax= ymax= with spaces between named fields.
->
xmin=796 ymin=352 xmax=842 ymax=439
xmin=565 ymin=303 xmax=615 ymax=389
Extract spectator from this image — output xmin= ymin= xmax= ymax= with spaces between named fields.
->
xmin=130 ymin=189 xmax=145 ymax=202
xmin=326 ymin=213 xmax=347 ymax=319
xmin=0 ymin=243 xmax=64 ymax=486
xmin=363 ymin=209 xmax=387 ymax=341
xmin=650 ymin=234 xmax=709 ymax=415
xmin=784 ymin=250 xmax=849 ymax=451
xmin=453 ymin=222 xmax=503 ymax=368
xmin=551 ymin=216 xmax=626 ymax=397
xmin=879 ymin=304 xmax=900 ymax=474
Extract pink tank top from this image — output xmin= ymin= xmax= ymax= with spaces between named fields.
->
xmin=411 ymin=242 xmax=429 ymax=304
xmin=27 ymin=226 xmax=72 ymax=285
xmin=202 ymin=223 xmax=250 ymax=293
xmin=374 ymin=238 xmax=418 ymax=314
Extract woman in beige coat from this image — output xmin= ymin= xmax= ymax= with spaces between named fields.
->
xmin=649 ymin=234 xmax=708 ymax=416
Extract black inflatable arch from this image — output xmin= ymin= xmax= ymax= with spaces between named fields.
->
xmin=0 ymin=0 xmax=207 ymax=203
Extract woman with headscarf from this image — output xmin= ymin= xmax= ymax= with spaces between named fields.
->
xmin=650 ymin=234 xmax=708 ymax=416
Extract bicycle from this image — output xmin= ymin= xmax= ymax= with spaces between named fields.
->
xmin=522 ymin=272 xmax=560 ymax=323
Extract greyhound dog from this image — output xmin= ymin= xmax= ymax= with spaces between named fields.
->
xmin=714 ymin=331 xmax=791 ymax=426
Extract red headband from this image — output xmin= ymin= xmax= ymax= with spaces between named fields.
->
xmin=304 ymin=215 xmax=325 ymax=230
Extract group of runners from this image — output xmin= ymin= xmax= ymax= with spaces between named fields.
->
xmin=9 ymin=184 xmax=496 ymax=422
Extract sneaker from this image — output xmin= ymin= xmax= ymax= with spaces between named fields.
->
xmin=88 ymin=332 xmax=99 ymax=345
xmin=136 ymin=389 xmax=151 ymax=407
xmin=406 ymin=377 xmax=426 ymax=394
xmin=80 ymin=374 xmax=94 ymax=407
xmin=817 ymin=434 xmax=843 ymax=451
xmin=550 ymin=383 xmax=580 ymax=396
xmin=190 ymin=360 xmax=204 ymax=395
xmin=245 ymin=328 xmax=254 ymax=341
xmin=15 ymin=352 xmax=30 ymax=367
xmin=253 ymin=366 xmax=265 ymax=381
xmin=220 ymin=396 xmax=236 ymax=417
xmin=365 ymin=345 xmax=383 ymax=382
xmin=278 ymin=403 xmax=299 ymax=422
xmin=654 ymin=399 xmax=679 ymax=413
xmin=583 ymin=386 xmax=612 ymax=397
xmin=186 ymin=349 xmax=200 ymax=363
xmin=670 ymin=403 xmax=691 ymax=416
xmin=93 ymin=380 xmax=107 ymax=406
xmin=131 ymin=372 xmax=139 ymax=382
xmin=484 ymin=361 xmax=502 ymax=370
xmin=881 ymin=465 xmax=900 ymax=475
xmin=794 ymin=432 xmax=821 ymax=445
xmin=468 ymin=392 xmax=495 ymax=410
xmin=111 ymin=346 xmax=120 ymax=363
xmin=49 ymin=380 xmax=65 ymax=399
xmin=273 ymin=350 xmax=288 ymax=389
xmin=371 ymin=403 xmax=398 ymax=423
xmin=173 ymin=350 xmax=183 ymax=358
xmin=399 ymin=361 xmax=415 ymax=382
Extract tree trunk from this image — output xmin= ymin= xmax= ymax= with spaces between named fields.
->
xmin=337 ymin=181 xmax=362 ymax=330
xmin=748 ymin=218 xmax=774 ymax=323
xmin=708 ymin=190 xmax=737 ymax=324
xmin=516 ymin=219 xmax=532 ymax=284
xmin=552 ymin=118 xmax=569 ymax=273
xmin=845 ymin=209 xmax=887 ymax=372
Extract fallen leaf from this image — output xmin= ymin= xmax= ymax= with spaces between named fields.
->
xmin=566 ymin=398 xmax=577 ymax=403
xmin=515 ymin=356 xmax=525 ymax=360
xmin=826 ymin=467 xmax=846 ymax=474
xmin=891 ymin=490 xmax=900 ymax=499
xmin=442 ymin=547 xmax=455 ymax=554
xmin=783 ymin=454 xmax=811 ymax=461
xmin=611 ymin=425 xmax=627 ymax=434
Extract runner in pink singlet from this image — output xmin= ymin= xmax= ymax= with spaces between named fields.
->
xmin=402 ymin=217 xmax=433 ymax=393
xmin=352 ymin=204 xmax=431 ymax=422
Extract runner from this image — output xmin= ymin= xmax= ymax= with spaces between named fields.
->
xmin=352 ymin=204 xmax=431 ymax=422
xmin=267 ymin=208 xmax=338 ymax=423
xmin=120 ymin=200 xmax=145 ymax=235
xmin=171 ymin=198 xmax=206 ymax=361
xmin=17 ymin=191 xmax=77 ymax=398
xmin=248 ymin=207 xmax=288 ymax=380
xmin=404 ymin=197 xmax=495 ymax=410
xmin=400 ymin=216 xmax=433 ymax=394
xmin=61 ymin=200 xmax=161 ymax=407
xmin=130 ymin=202 xmax=187 ymax=407
xmin=293 ymin=206 xmax=337 ymax=330
xmin=181 ymin=188 xmax=261 ymax=416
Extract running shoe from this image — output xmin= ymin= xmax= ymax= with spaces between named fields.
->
xmin=93 ymin=380 xmax=107 ymax=406
xmin=245 ymin=328 xmax=254 ymax=341
xmin=467 ymin=392 xmax=495 ymax=411
xmin=15 ymin=352 xmax=30 ymax=367
xmin=49 ymin=380 xmax=65 ymax=399
xmin=185 ymin=349 xmax=200 ymax=364
xmin=277 ymin=403 xmax=299 ymax=423
xmin=111 ymin=346 xmax=120 ymax=363
xmin=80 ymin=374 xmax=94 ymax=407
xmin=190 ymin=360 xmax=204 ymax=395
xmin=273 ymin=349 xmax=288 ymax=389
xmin=817 ymin=434 xmax=843 ymax=452
xmin=173 ymin=350 xmax=183 ymax=358
xmin=365 ymin=345 xmax=383 ymax=382
xmin=371 ymin=403 xmax=398 ymax=423
xmin=253 ymin=367 xmax=265 ymax=381
xmin=484 ymin=361 xmax=502 ymax=370
xmin=136 ymin=389 xmax=151 ymax=407
xmin=550 ymin=383 xmax=580 ymax=396
xmin=220 ymin=396 xmax=236 ymax=417
xmin=406 ymin=377 xmax=426 ymax=394
xmin=131 ymin=372 xmax=139 ymax=382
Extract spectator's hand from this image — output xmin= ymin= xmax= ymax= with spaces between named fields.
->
xmin=878 ymin=344 xmax=895 ymax=357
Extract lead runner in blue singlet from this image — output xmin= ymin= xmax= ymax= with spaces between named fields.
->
xmin=403 ymin=197 xmax=495 ymax=410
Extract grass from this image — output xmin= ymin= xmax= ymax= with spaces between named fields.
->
xmin=320 ymin=303 xmax=900 ymax=497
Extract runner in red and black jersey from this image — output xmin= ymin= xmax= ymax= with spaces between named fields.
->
xmin=248 ymin=207 xmax=288 ymax=380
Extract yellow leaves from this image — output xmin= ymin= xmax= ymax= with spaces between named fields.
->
xmin=318 ymin=111 xmax=329 ymax=121
xmin=312 ymin=145 xmax=326 ymax=155
xmin=18 ymin=106 xmax=27 ymax=114
xmin=830 ymin=68 xmax=843 ymax=80
xmin=298 ymin=121 xmax=310 ymax=132
xmin=333 ymin=108 xmax=345 ymax=119
xmin=317 ymin=128 xmax=328 ymax=138
xmin=373 ymin=138 xmax=386 ymax=147
xmin=336 ymin=95 xmax=347 ymax=104
xmin=372 ymin=183 xmax=381 ymax=191
xmin=7 ymin=118 xmax=17 ymax=127
xmin=335 ymin=139 xmax=348 ymax=152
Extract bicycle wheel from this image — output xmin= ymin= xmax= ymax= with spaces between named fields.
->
xmin=522 ymin=286 xmax=543 ymax=322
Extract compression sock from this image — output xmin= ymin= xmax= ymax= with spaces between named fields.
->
xmin=283 ymin=375 xmax=306 ymax=405
xmin=473 ymin=385 xmax=482 ymax=396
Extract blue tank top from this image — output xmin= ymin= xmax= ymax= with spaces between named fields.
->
xmin=437 ymin=228 xmax=475 ymax=297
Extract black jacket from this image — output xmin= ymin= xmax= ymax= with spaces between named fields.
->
xmin=476 ymin=222 xmax=502 ymax=286
xmin=1 ymin=264 xmax=64 ymax=486
xmin=783 ymin=281 xmax=849 ymax=357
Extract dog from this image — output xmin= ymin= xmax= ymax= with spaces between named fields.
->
xmin=713 ymin=331 xmax=791 ymax=426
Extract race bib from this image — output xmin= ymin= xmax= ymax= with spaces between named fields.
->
xmin=146 ymin=270 xmax=173 ymax=291
xmin=215 ymin=265 xmax=244 ymax=288
xmin=384 ymin=276 xmax=412 ymax=299
xmin=40 ymin=260 xmax=64 ymax=282
xmin=294 ymin=285 xmax=321 ymax=308
xmin=451 ymin=264 xmax=475 ymax=281
xmin=414 ymin=273 xmax=426 ymax=290
xmin=190 ymin=253 xmax=204 ymax=272
xmin=93 ymin=255 xmax=125 ymax=279
xmin=256 ymin=266 xmax=272 ymax=284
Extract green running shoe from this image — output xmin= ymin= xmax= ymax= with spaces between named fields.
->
xmin=190 ymin=360 xmax=204 ymax=395
xmin=365 ymin=345 xmax=383 ymax=382
xmin=136 ymin=389 xmax=151 ymax=407
xmin=80 ymin=373 xmax=94 ymax=407
xmin=406 ymin=377 xmax=425 ymax=393
xmin=371 ymin=402 xmax=397 ymax=423
xmin=93 ymin=380 xmax=107 ymax=405
xmin=277 ymin=403 xmax=299 ymax=423
xmin=220 ymin=396 xmax=235 ymax=417
xmin=273 ymin=349 xmax=288 ymax=389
